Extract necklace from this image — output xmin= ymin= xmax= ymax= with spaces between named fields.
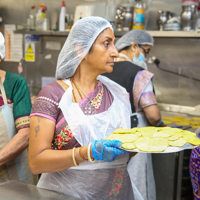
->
xmin=72 ymin=77 xmax=104 ymax=110
xmin=70 ymin=78 xmax=83 ymax=103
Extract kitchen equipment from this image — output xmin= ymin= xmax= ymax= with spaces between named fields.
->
xmin=157 ymin=11 xmax=172 ymax=31
xmin=74 ymin=2 xmax=106 ymax=22
xmin=163 ymin=23 xmax=182 ymax=31
xmin=121 ymin=4 xmax=134 ymax=31
xmin=115 ymin=7 xmax=124 ymax=31
xmin=181 ymin=5 xmax=198 ymax=31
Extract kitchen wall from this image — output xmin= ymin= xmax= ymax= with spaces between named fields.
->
xmin=0 ymin=0 xmax=200 ymax=106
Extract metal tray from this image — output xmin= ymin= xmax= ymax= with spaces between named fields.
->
xmin=120 ymin=132 xmax=200 ymax=153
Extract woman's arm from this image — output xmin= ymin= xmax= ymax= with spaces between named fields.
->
xmin=29 ymin=116 xmax=90 ymax=175
xmin=0 ymin=128 xmax=29 ymax=166
xmin=134 ymin=70 xmax=161 ymax=126
xmin=29 ymin=116 xmax=129 ymax=174
xmin=143 ymin=104 xmax=161 ymax=126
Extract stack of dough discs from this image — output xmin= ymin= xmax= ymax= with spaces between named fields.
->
xmin=106 ymin=127 xmax=200 ymax=152
xmin=161 ymin=116 xmax=200 ymax=127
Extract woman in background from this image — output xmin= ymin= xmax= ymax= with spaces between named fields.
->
xmin=104 ymin=29 xmax=164 ymax=200
xmin=0 ymin=32 xmax=35 ymax=184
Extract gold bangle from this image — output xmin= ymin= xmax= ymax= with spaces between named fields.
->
xmin=87 ymin=143 xmax=95 ymax=163
xmin=72 ymin=147 xmax=79 ymax=166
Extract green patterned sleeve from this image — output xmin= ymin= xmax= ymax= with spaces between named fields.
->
xmin=12 ymin=76 xmax=32 ymax=131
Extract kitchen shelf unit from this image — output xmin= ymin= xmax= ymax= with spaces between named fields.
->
xmin=14 ymin=30 xmax=200 ymax=38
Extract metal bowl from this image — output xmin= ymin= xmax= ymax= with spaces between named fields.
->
xmin=163 ymin=23 xmax=182 ymax=31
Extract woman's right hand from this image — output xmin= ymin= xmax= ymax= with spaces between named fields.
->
xmin=91 ymin=140 xmax=129 ymax=162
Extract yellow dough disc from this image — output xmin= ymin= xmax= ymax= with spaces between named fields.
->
xmin=170 ymin=128 xmax=183 ymax=133
xmin=183 ymin=135 xmax=200 ymax=146
xmin=134 ymin=137 xmax=168 ymax=152
xmin=192 ymin=117 xmax=200 ymax=121
xmin=113 ymin=128 xmax=132 ymax=134
xmin=151 ymin=132 xmax=170 ymax=138
xmin=122 ymin=143 xmax=136 ymax=150
xmin=106 ymin=134 xmax=138 ymax=143
xmin=174 ymin=116 xmax=184 ymax=119
xmin=182 ymin=131 xmax=196 ymax=137
xmin=169 ymin=138 xmax=187 ymax=147
xmin=191 ymin=125 xmax=200 ymax=129
xmin=168 ymin=134 xmax=182 ymax=141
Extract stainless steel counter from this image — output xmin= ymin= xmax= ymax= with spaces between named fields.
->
xmin=152 ymin=109 xmax=196 ymax=200
xmin=0 ymin=180 xmax=79 ymax=200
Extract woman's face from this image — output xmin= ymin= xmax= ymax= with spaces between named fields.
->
xmin=83 ymin=28 xmax=119 ymax=74
xmin=134 ymin=44 xmax=152 ymax=59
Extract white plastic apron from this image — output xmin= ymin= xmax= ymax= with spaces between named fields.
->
xmin=128 ymin=111 xmax=156 ymax=200
xmin=59 ymin=75 xmax=131 ymax=170
xmin=0 ymin=76 xmax=34 ymax=183
xmin=37 ymin=76 xmax=134 ymax=199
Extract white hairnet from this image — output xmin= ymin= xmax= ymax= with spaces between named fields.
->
xmin=0 ymin=32 xmax=5 ymax=59
xmin=115 ymin=29 xmax=154 ymax=52
xmin=56 ymin=16 xmax=113 ymax=79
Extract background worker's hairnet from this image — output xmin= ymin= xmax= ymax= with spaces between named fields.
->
xmin=56 ymin=16 xmax=113 ymax=79
xmin=0 ymin=32 xmax=5 ymax=59
xmin=115 ymin=29 xmax=154 ymax=52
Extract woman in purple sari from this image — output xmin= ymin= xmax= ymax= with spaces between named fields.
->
xmin=189 ymin=128 xmax=200 ymax=200
xmin=29 ymin=17 xmax=134 ymax=200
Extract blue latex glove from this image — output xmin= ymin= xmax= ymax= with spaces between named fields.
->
xmin=156 ymin=120 xmax=167 ymax=127
xmin=91 ymin=140 xmax=129 ymax=162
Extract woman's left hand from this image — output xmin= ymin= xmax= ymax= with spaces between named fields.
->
xmin=91 ymin=140 xmax=129 ymax=162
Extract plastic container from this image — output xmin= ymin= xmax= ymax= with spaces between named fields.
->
xmin=59 ymin=1 xmax=66 ymax=31
xmin=133 ymin=0 xmax=146 ymax=30
xmin=36 ymin=4 xmax=47 ymax=31
xmin=28 ymin=6 xmax=36 ymax=31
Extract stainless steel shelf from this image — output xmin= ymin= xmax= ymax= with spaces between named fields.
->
xmin=14 ymin=30 xmax=200 ymax=38
xmin=14 ymin=30 xmax=70 ymax=36
xmin=115 ymin=30 xmax=200 ymax=38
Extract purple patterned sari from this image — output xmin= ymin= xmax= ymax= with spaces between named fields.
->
xmin=31 ymin=81 xmax=134 ymax=200
xmin=189 ymin=130 xmax=200 ymax=200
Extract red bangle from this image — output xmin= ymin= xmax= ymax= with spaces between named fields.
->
xmin=79 ymin=146 xmax=88 ymax=161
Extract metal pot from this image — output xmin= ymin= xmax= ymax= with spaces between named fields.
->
xmin=115 ymin=7 xmax=124 ymax=31
xmin=157 ymin=11 xmax=172 ymax=31
xmin=121 ymin=4 xmax=134 ymax=31
xmin=181 ymin=5 xmax=198 ymax=31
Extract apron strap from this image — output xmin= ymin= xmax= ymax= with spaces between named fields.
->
xmin=0 ymin=74 xmax=7 ymax=105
